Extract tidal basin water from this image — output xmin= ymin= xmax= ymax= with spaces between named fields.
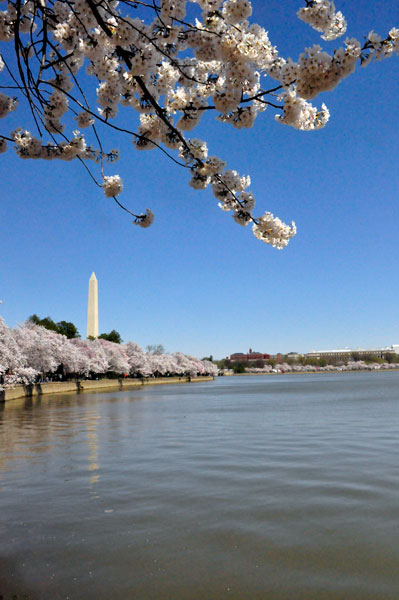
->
xmin=1 ymin=373 xmax=399 ymax=599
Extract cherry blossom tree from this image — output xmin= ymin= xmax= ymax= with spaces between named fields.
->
xmin=146 ymin=352 xmax=170 ymax=376
xmin=0 ymin=318 xmax=217 ymax=385
xmin=97 ymin=337 xmax=130 ymax=372
xmin=202 ymin=359 xmax=218 ymax=376
xmin=71 ymin=337 xmax=111 ymax=373
xmin=171 ymin=351 xmax=198 ymax=375
xmin=0 ymin=317 xmax=37 ymax=386
xmin=13 ymin=321 xmax=65 ymax=375
xmin=65 ymin=338 xmax=95 ymax=374
xmin=1 ymin=0 xmax=397 ymax=248
xmin=125 ymin=340 xmax=153 ymax=376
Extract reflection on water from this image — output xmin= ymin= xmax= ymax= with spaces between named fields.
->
xmin=0 ymin=373 xmax=399 ymax=599
xmin=86 ymin=412 xmax=100 ymax=488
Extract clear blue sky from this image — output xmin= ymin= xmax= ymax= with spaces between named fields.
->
xmin=1 ymin=0 xmax=398 ymax=359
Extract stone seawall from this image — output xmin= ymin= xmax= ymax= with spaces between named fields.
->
xmin=1 ymin=376 xmax=214 ymax=403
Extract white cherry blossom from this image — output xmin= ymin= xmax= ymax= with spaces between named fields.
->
xmin=0 ymin=318 xmax=216 ymax=386
xmin=0 ymin=0 xmax=398 ymax=248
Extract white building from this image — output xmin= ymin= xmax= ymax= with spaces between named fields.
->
xmin=306 ymin=345 xmax=399 ymax=361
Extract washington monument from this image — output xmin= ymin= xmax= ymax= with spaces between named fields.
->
xmin=87 ymin=272 xmax=99 ymax=338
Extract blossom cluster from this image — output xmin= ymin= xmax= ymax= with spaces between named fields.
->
xmin=0 ymin=317 xmax=218 ymax=388
xmin=297 ymin=0 xmax=347 ymax=41
xmin=103 ymin=174 xmax=123 ymax=197
xmin=252 ymin=212 xmax=297 ymax=250
xmin=272 ymin=39 xmax=362 ymax=102
xmin=0 ymin=0 xmax=398 ymax=247
xmin=276 ymin=89 xmax=330 ymax=130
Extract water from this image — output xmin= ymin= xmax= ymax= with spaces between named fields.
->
xmin=1 ymin=372 xmax=399 ymax=599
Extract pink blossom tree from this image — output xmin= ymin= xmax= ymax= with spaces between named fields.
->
xmin=14 ymin=321 xmax=65 ymax=377
xmin=1 ymin=1 xmax=398 ymax=247
xmin=0 ymin=317 xmax=37 ymax=387
xmin=0 ymin=317 xmax=218 ymax=385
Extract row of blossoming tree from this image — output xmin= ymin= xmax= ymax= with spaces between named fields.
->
xmin=0 ymin=317 xmax=218 ymax=387
xmin=1 ymin=0 xmax=398 ymax=248
xmin=245 ymin=361 xmax=399 ymax=375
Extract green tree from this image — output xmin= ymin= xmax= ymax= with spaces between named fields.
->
xmin=385 ymin=353 xmax=399 ymax=364
xmin=28 ymin=314 xmax=41 ymax=325
xmin=215 ymin=359 xmax=231 ymax=370
xmin=29 ymin=314 xmax=58 ymax=332
xmin=29 ymin=314 xmax=80 ymax=338
xmin=56 ymin=320 xmax=80 ymax=339
xmin=361 ymin=353 xmax=374 ymax=363
xmin=99 ymin=330 xmax=122 ymax=344
xmin=201 ymin=355 xmax=214 ymax=362
xmin=303 ymin=357 xmax=319 ymax=367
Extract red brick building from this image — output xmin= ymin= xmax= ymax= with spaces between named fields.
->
xmin=229 ymin=349 xmax=271 ymax=362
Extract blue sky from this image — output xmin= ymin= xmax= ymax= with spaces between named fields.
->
xmin=1 ymin=0 xmax=399 ymax=358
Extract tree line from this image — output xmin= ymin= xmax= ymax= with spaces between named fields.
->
xmin=218 ymin=352 xmax=399 ymax=373
xmin=0 ymin=317 xmax=218 ymax=388
xmin=29 ymin=314 xmax=122 ymax=343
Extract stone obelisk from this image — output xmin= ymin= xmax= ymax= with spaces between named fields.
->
xmin=87 ymin=272 xmax=99 ymax=338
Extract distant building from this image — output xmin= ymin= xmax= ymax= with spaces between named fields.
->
xmin=229 ymin=349 xmax=271 ymax=362
xmin=228 ymin=345 xmax=399 ymax=364
xmin=306 ymin=345 xmax=399 ymax=361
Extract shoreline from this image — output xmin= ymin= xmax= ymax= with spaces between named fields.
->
xmin=0 ymin=375 xmax=214 ymax=404
xmin=229 ymin=368 xmax=399 ymax=376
